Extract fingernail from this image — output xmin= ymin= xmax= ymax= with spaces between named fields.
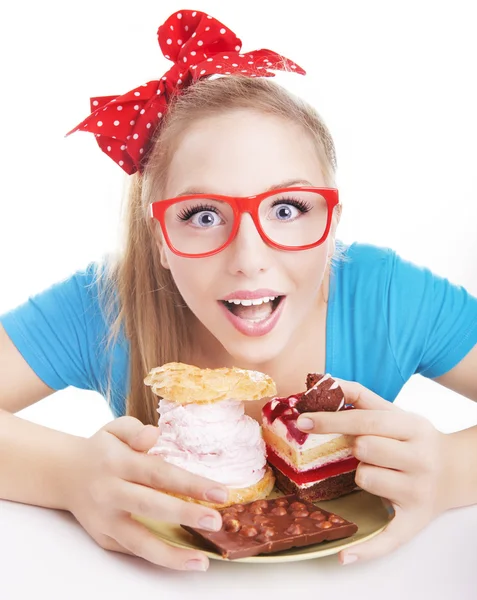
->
xmin=297 ymin=417 xmax=314 ymax=431
xmin=185 ymin=559 xmax=208 ymax=571
xmin=341 ymin=554 xmax=358 ymax=565
xmin=198 ymin=515 xmax=221 ymax=531
xmin=205 ymin=487 xmax=228 ymax=504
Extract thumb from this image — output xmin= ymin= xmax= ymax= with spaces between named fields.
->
xmin=103 ymin=416 xmax=159 ymax=452
xmin=130 ymin=424 xmax=160 ymax=452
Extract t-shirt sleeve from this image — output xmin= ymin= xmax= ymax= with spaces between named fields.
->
xmin=385 ymin=251 xmax=477 ymax=380
xmin=0 ymin=264 xmax=105 ymax=392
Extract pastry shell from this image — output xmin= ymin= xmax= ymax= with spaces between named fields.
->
xmin=144 ymin=362 xmax=277 ymax=404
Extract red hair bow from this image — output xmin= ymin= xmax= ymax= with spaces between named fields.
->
xmin=66 ymin=9 xmax=305 ymax=175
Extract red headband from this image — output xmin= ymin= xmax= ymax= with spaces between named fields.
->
xmin=66 ymin=9 xmax=305 ymax=175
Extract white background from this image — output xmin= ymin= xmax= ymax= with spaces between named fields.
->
xmin=0 ymin=0 xmax=476 ymax=435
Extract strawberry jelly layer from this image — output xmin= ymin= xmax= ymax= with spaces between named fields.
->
xmin=263 ymin=395 xmax=307 ymax=444
xmin=267 ymin=445 xmax=359 ymax=485
xmin=263 ymin=395 xmax=355 ymax=446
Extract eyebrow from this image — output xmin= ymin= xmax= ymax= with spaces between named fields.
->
xmin=175 ymin=179 xmax=314 ymax=197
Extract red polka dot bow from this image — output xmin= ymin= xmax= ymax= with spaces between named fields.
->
xmin=66 ymin=9 xmax=306 ymax=175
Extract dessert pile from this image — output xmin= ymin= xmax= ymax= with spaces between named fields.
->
xmin=143 ymin=363 xmax=358 ymax=558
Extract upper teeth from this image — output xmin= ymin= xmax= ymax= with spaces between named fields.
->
xmin=225 ymin=296 xmax=277 ymax=306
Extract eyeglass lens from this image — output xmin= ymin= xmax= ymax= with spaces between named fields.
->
xmin=164 ymin=190 xmax=329 ymax=254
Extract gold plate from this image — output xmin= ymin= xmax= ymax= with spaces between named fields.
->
xmin=135 ymin=490 xmax=394 ymax=563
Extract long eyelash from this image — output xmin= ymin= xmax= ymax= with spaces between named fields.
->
xmin=271 ymin=196 xmax=312 ymax=213
xmin=176 ymin=203 xmax=219 ymax=221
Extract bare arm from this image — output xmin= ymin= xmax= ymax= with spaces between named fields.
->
xmin=0 ymin=410 xmax=86 ymax=509
xmin=433 ymin=342 xmax=477 ymax=401
xmin=0 ymin=323 xmax=55 ymax=412
xmin=0 ymin=323 xmax=86 ymax=509
xmin=432 ymin=344 xmax=477 ymax=509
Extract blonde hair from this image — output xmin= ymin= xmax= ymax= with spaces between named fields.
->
xmin=102 ymin=76 xmax=338 ymax=424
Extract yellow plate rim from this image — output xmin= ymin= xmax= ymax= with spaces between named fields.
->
xmin=136 ymin=490 xmax=394 ymax=563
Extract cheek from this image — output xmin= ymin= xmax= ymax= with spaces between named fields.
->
xmin=287 ymin=245 xmax=329 ymax=291
xmin=165 ymin=253 xmax=220 ymax=307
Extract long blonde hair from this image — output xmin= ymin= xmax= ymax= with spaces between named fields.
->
xmin=102 ymin=76 xmax=338 ymax=425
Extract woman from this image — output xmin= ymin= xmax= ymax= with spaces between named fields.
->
xmin=0 ymin=9 xmax=476 ymax=571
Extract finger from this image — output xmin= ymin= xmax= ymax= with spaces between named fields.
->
xmin=339 ymin=506 xmax=420 ymax=564
xmin=114 ymin=515 xmax=209 ymax=571
xmin=121 ymin=452 xmax=230 ymax=506
xmin=354 ymin=463 xmax=408 ymax=504
xmin=353 ymin=435 xmax=421 ymax=472
xmin=115 ymin=480 xmax=222 ymax=530
xmin=334 ymin=380 xmax=397 ymax=411
xmin=98 ymin=534 xmax=134 ymax=556
xmin=128 ymin=425 xmax=161 ymax=453
xmin=103 ymin=416 xmax=159 ymax=451
xmin=297 ymin=409 xmax=419 ymax=440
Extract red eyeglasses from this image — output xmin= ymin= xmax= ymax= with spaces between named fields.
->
xmin=149 ymin=186 xmax=339 ymax=258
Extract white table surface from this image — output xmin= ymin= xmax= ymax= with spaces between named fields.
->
xmin=3 ymin=381 xmax=477 ymax=600
xmin=1 ymin=498 xmax=476 ymax=600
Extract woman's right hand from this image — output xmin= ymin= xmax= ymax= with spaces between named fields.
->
xmin=67 ymin=416 xmax=229 ymax=571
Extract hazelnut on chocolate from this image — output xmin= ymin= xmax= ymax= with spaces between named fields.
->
xmin=240 ymin=525 xmax=258 ymax=537
xmin=330 ymin=515 xmax=345 ymax=524
xmin=285 ymin=523 xmax=303 ymax=535
xmin=290 ymin=501 xmax=307 ymax=511
xmin=258 ymin=525 xmax=275 ymax=537
xmin=224 ymin=519 xmax=241 ymax=533
xmin=291 ymin=509 xmax=310 ymax=518
xmin=252 ymin=515 xmax=272 ymax=525
xmin=310 ymin=511 xmax=326 ymax=521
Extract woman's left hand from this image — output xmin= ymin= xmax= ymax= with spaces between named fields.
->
xmin=296 ymin=380 xmax=450 ymax=565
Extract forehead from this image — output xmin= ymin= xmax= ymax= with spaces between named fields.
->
xmin=164 ymin=109 xmax=325 ymax=197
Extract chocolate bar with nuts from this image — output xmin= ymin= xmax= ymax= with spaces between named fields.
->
xmin=181 ymin=494 xmax=358 ymax=559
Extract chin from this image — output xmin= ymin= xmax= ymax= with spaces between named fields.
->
xmin=219 ymin=333 xmax=290 ymax=368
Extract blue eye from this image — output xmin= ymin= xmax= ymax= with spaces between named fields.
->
xmin=274 ymin=204 xmax=300 ymax=220
xmin=191 ymin=211 xmax=222 ymax=228
xmin=177 ymin=204 xmax=224 ymax=228
xmin=269 ymin=197 xmax=312 ymax=221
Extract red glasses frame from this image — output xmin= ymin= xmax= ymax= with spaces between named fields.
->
xmin=149 ymin=186 xmax=340 ymax=258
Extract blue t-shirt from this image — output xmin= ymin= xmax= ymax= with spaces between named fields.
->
xmin=2 ymin=243 xmax=477 ymax=417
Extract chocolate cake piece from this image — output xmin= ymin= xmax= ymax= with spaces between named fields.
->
xmin=296 ymin=373 xmax=345 ymax=413
xmin=272 ymin=465 xmax=357 ymax=502
xmin=306 ymin=373 xmax=322 ymax=389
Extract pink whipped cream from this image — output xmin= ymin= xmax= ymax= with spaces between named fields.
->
xmin=148 ymin=398 xmax=266 ymax=488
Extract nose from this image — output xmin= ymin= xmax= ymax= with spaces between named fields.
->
xmin=226 ymin=213 xmax=273 ymax=278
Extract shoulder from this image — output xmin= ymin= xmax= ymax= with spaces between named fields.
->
xmin=336 ymin=240 xmax=394 ymax=266
xmin=20 ymin=259 xmax=121 ymax=339
xmin=55 ymin=259 xmax=118 ymax=313
xmin=333 ymin=241 xmax=395 ymax=289
xmin=334 ymin=241 xmax=436 ymax=299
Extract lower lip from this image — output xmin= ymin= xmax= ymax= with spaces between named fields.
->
xmin=218 ymin=298 xmax=286 ymax=337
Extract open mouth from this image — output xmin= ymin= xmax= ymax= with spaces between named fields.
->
xmin=220 ymin=295 xmax=285 ymax=322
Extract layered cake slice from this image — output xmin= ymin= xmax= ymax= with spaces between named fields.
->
xmin=262 ymin=373 xmax=359 ymax=502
